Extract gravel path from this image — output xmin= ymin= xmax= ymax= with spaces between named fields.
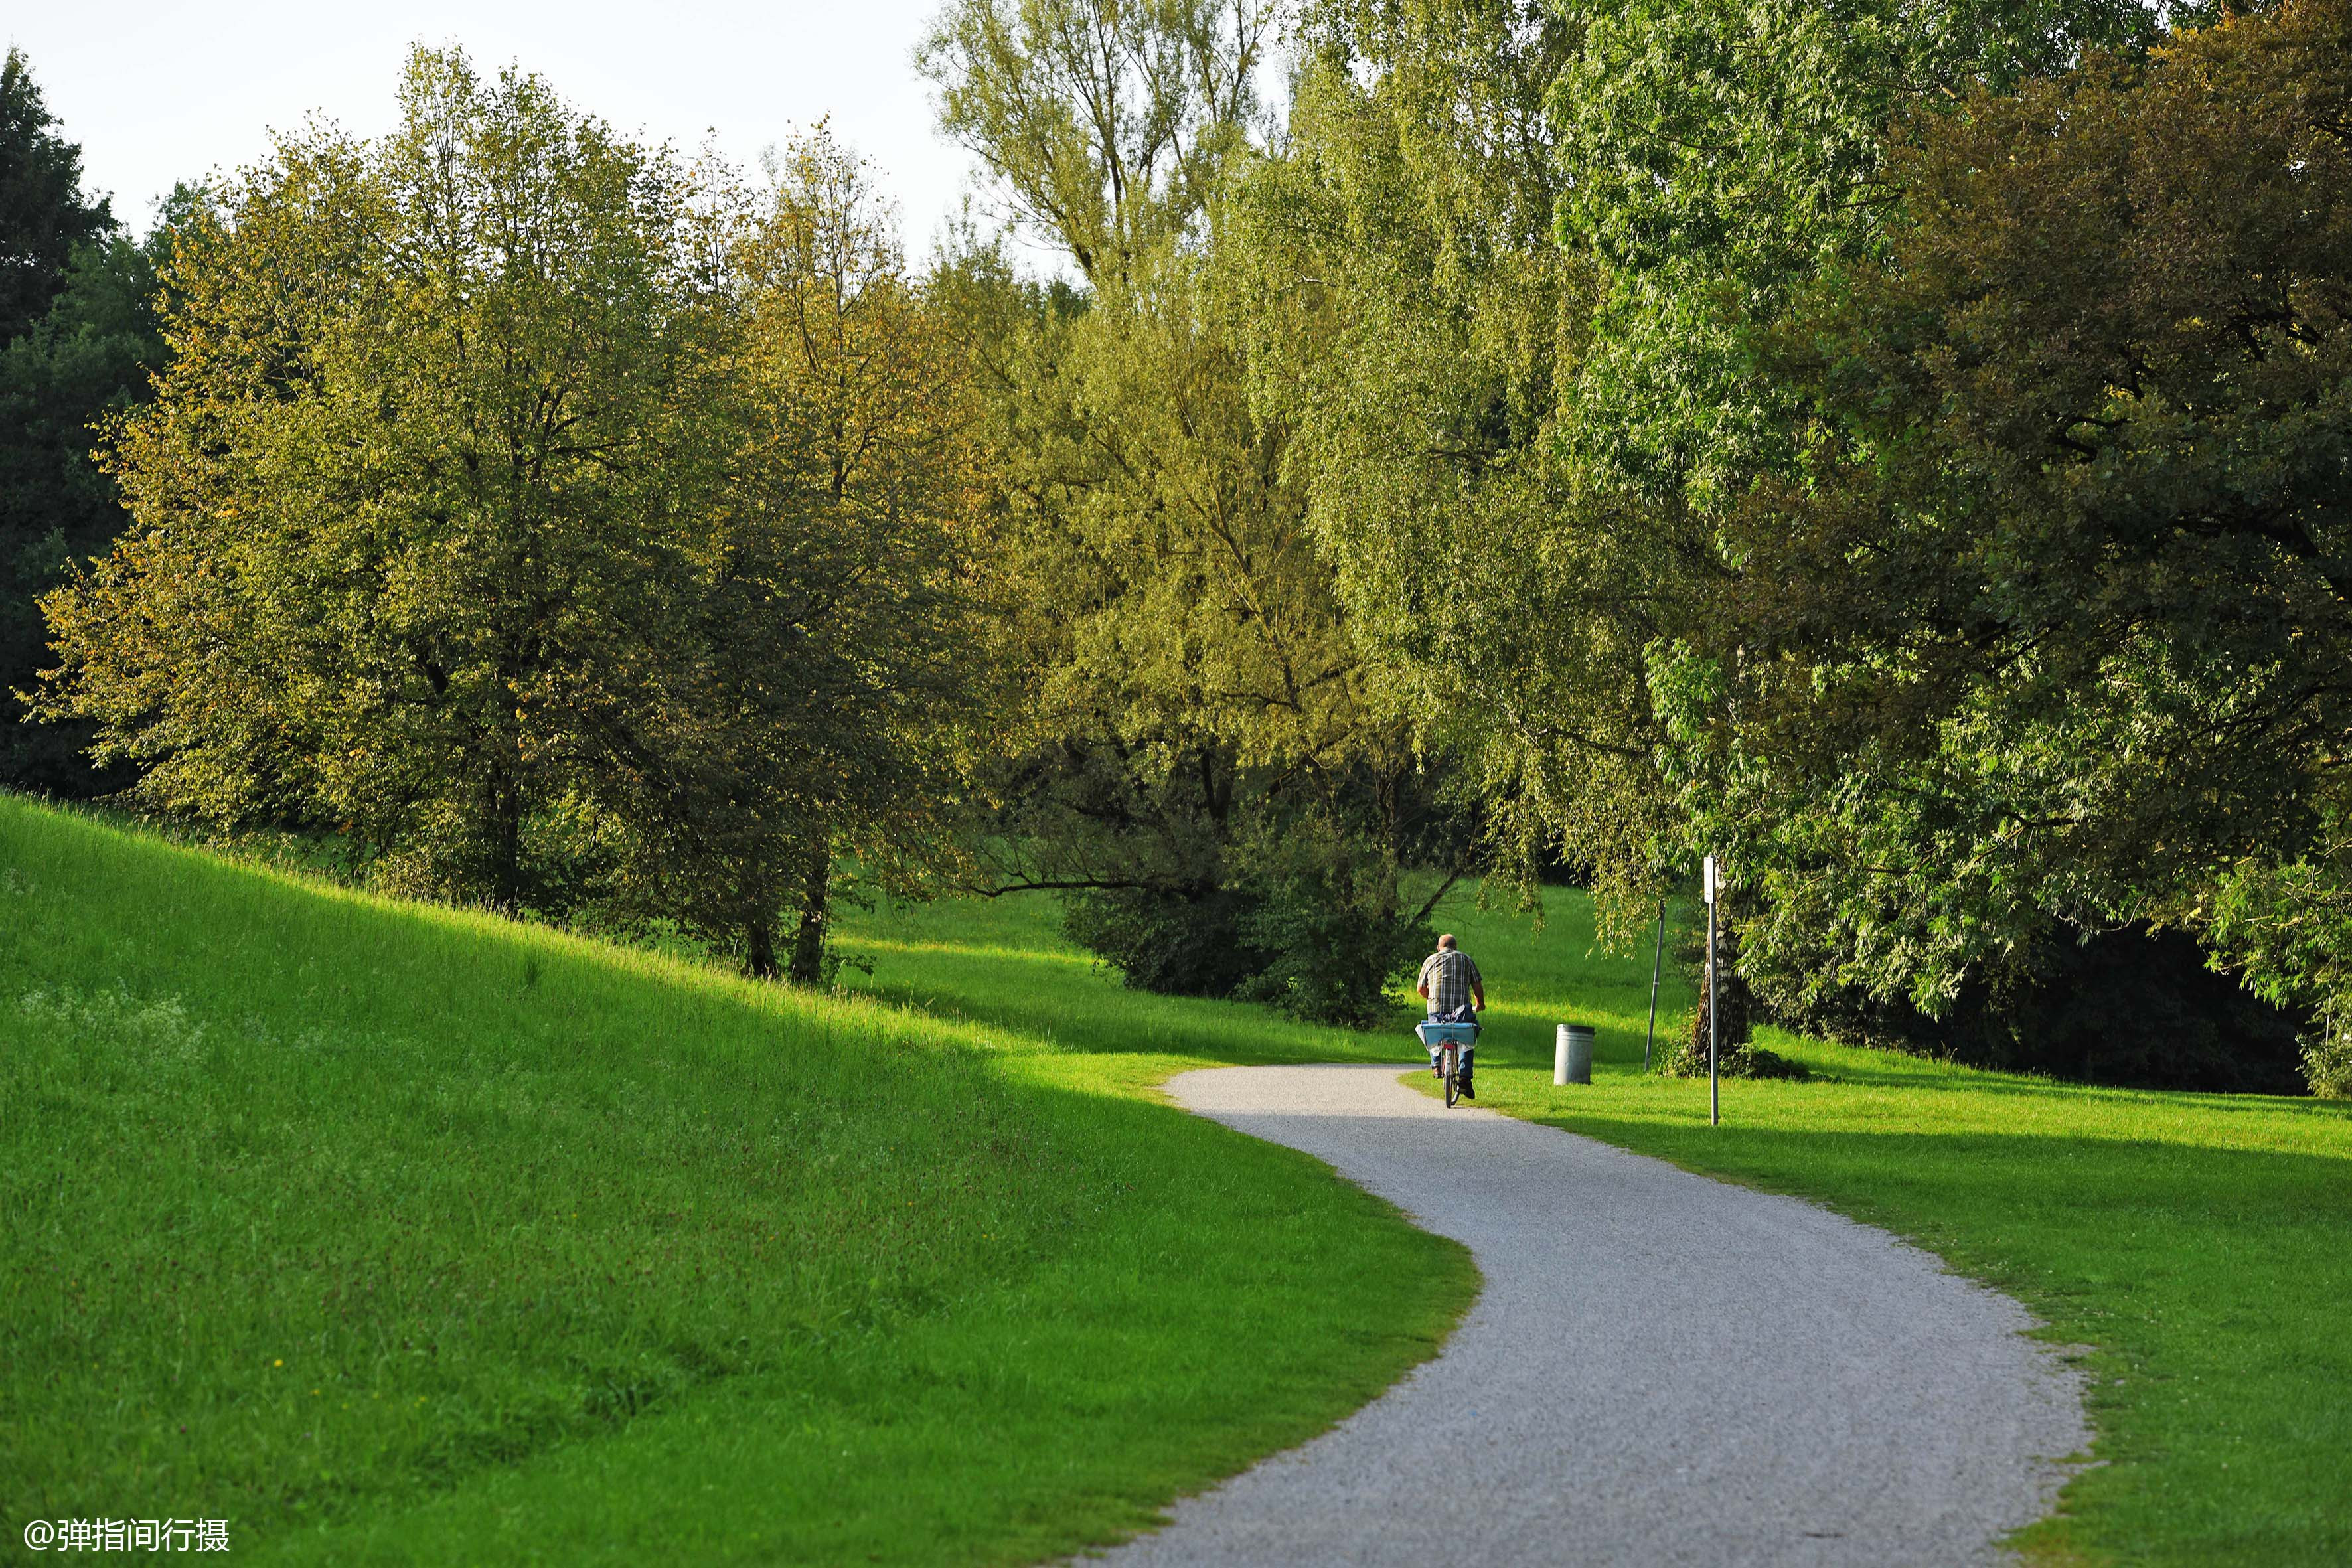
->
xmin=1089 ymin=1063 xmax=2087 ymax=1567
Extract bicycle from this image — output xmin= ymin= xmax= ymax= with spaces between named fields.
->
xmin=1415 ymin=1020 xmax=1477 ymax=1109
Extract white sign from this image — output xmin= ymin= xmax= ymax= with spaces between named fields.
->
xmin=1703 ymin=854 xmax=1717 ymax=906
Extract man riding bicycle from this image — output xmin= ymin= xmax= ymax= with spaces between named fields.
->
xmin=1416 ymin=933 xmax=1485 ymax=1099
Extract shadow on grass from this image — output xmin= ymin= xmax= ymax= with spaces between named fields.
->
xmin=1773 ymin=1049 xmax=2352 ymax=1121
xmin=847 ymin=938 xmax=1688 ymax=1079
xmin=851 ymin=971 xmax=1424 ymax=1067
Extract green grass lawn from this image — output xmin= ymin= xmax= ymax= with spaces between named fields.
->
xmin=0 ymin=798 xmax=1472 ymax=1564
xmin=835 ymin=880 xmax=2352 ymax=1567
xmin=11 ymin=794 xmax=2349 ymax=1566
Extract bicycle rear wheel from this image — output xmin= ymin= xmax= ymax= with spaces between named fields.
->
xmin=1442 ymin=1042 xmax=1461 ymax=1107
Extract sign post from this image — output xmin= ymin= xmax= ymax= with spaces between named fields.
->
xmin=1644 ymin=900 xmax=1665 ymax=1071
xmin=1703 ymin=855 xmax=1719 ymax=1126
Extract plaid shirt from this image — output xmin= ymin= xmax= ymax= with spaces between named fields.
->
xmin=1418 ymin=948 xmax=1483 ymax=1015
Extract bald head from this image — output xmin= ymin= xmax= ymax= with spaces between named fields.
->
xmin=1437 ymin=933 xmax=1456 ymax=950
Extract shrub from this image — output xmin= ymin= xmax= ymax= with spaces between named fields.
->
xmin=1235 ymin=823 xmax=1430 ymax=1028
xmin=1061 ymin=886 xmax=1271 ymax=999
xmin=1060 ymin=818 xmax=1429 ymax=1028
xmin=2304 ymin=1030 xmax=2352 ymax=1101
xmin=1763 ymin=925 xmax=2310 ymax=1095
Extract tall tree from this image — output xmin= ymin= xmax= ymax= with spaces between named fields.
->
xmin=37 ymin=48 xmax=724 ymax=911
xmin=923 ymin=0 xmax=1437 ymax=1021
xmin=0 ymin=48 xmax=112 ymax=347
xmin=920 ymin=0 xmax=1272 ymax=284
xmin=1549 ymin=0 xmax=2154 ymax=503
xmin=1225 ymin=0 xmax=2165 ymax=1024
xmin=1229 ymin=0 xmax=1689 ymax=937
xmin=1662 ymin=0 xmax=2352 ymax=1091
xmin=0 ymin=51 xmax=168 ymax=795
xmin=614 ymin=129 xmax=995 ymax=981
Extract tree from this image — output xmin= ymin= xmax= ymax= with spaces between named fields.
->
xmin=919 ymin=0 xmax=1273 ymax=285
xmin=1341 ymin=0 xmax=2168 ymax=1018
xmin=1661 ymin=0 xmax=2352 ymax=1091
xmin=37 ymin=48 xmax=723 ymax=911
xmin=1 ymin=221 xmax=173 ymax=793
xmin=613 ymin=129 xmax=995 ymax=982
xmin=1223 ymin=0 xmax=2180 ymax=1022
xmin=923 ymin=0 xmax=1437 ymax=1021
xmin=1227 ymin=0 xmax=1695 ymax=940
xmin=0 ymin=51 xmax=173 ymax=795
xmin=39 ymin=54 xmax=1000 ymax=988
xmin=0 ymin=48 xmax=112 ymax=347
xmin=1548 ymin=0 xmax=2154 ymax=505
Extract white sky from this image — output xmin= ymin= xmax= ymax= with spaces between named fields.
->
xmin=8 ymin=1 xmax=999 ymax=260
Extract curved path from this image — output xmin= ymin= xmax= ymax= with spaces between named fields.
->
xmin=1092 ymin=1064 xmax=2086 ymax=1567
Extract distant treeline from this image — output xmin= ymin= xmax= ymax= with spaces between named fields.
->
xmin=3 ymin=0 xmax=2348 ymax=1089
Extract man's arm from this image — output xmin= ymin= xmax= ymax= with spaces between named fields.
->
xmin=1471 ymin=957 xmax=1486 ymax=1010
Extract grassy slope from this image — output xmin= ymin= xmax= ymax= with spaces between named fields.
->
xmin=0 ymin=798 xmax=1473 ymax=1564
xmin=832 ymin=884 xmax=2352 ymax=1568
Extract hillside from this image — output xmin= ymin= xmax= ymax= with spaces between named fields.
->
xmin=0 ymin=799 xmax=1469 ymax=1563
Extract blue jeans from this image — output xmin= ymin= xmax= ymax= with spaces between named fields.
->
xmin=1427 ymin=1042 xmax=1475 ymax=1076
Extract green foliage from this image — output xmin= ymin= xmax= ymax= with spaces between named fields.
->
xmin=1227 ymin=0 xmax=1686 ymax=933
xmin=924 ymin=1 xmax=1431 ymax=1022
xmin=0 ymin=228 xmax=169 ymax=793
xmin=1060 ymin=808 xmax=1433 ymax=1025
xmin=979 ymin=246 xmax=1371 ymax=787
xmin=0 ymin=51 xmax=181 ymax=795
xmin=1549 ymin=0 xmax=2153 ymax=502
xmin=40 ymin=48 xmax=724 ymax=908
xmin=2206 ymin=848 xmax=2352 ymax=1097
xmin=0 ymin=48 xmax=114 ymax=345
xmin=1222 ymin=0 xmax=2310 ymax=1071
xmin=608 ymin=129 xmax=992 ymax=979
xmin=919 ymin=0 xmax=1274 ymax=283
xmin=1233 ymin=814 xmax=1433 ymax=1027
xmin=1241 ymin=0 xmax=2158 ymax=997
xmin=1779 ymin=924 xmax=2312 ymax=1095
xmin=1658 ymin=0 xmax=2352 ymax=1091
xmin=33 ymin=51 xmax=990 ymax=985
xmin=1062 ymin=884 xmax=1269 ymax=998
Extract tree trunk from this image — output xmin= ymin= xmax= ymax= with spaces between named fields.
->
xmin=1690 ymin=919 xmax=1753 ymax=1057
xmin=487 ymin=770 xmax=524 ymax=913
xmin=745 ymin=914 xmax=781 ymax=980
xmin=788 ymin=850 xmax=832 ymax=986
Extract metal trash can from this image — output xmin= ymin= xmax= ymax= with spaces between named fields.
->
xmin=1555 ymin=1023 xmax=1595 ymax=1085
